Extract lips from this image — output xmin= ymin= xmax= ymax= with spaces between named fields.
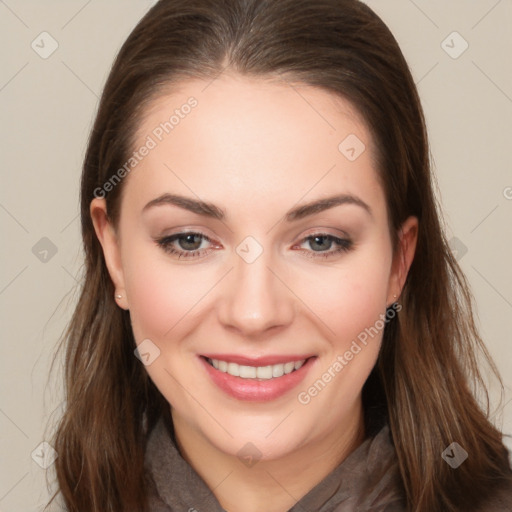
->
xmin=198 ymin=354 xmax=317 ymax=401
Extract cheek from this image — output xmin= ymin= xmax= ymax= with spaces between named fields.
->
xmin=295 ymin=253 xmax=391 ymax=416
xmin=302 ymin=250 xmax=392 ymax=346
xmin=122 ymin=245 xmax=204 ymax=341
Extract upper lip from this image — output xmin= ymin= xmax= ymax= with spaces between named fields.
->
xmin=201 ymin=353 xmax=315 ymax=366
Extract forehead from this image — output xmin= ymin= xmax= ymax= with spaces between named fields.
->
xmin=123 ymin=73 xmax=384 ymax=219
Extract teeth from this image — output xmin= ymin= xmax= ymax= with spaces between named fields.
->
xmin=207 ymin=358 xmax=306 ymax=379
xmin=256 ymin=365 xmax=272 ymax=379
xmin=284 ymin=362 xmax=295 ymax=374
xmin=272 ymin=364 xmax=284 ymax=378
xmin=227 ymin=362 xmax=239 ymax=377
xmin=240 ymin=365 xmax=257 ymax=378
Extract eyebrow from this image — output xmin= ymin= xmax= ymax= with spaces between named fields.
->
xmin=142 ymin=192 xmax=372 ymax=221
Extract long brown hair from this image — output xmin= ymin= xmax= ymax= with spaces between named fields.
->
xmin=46 ymin=0 xmax=512 ymax=510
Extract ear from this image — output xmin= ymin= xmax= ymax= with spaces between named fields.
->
xmin=90 ymin=197 xmax=129 ymax=310
xmin=386 ymin=216 xmax=418 ymax=306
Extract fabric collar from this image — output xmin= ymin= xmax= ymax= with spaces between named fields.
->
xmin=144 ymin=412 xmax=406 ymax=511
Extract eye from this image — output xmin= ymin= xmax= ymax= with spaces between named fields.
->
xmin=155 ymin=231 xmax=353 ymax=260
xmin=155 ymin=231 xmax=216 ymax=259
xmin=294 ymin=233 xmax=353 ymax=259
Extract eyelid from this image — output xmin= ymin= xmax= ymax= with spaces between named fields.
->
xmin=299 ymin=226 xmax=351 ymax=239
xmin=154 ymin=231 xmax=218 ymax=260
xmin=154 ymin=228 xmax=353 ymax=260
xmin=155 ymin=226 xmax=350 ymax=246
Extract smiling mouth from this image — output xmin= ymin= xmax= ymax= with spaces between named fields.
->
xmin=204 ymin=356 xmax=309 ymax=380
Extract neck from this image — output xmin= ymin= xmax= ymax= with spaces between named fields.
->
xmin=171 ymin=400 xmax=366 ymax=512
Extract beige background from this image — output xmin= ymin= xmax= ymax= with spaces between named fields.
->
xmin=1 ymin=1 xmax=511 ymax=510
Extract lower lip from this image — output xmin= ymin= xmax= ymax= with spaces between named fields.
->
xmin=199 ymin=356 xmax=316 ymax=402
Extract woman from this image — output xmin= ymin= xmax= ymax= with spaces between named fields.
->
xmin=47 ymin=0 xmax=512 ymax=511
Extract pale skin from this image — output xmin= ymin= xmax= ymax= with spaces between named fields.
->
xmin=91 ymin=73 xmax=418 ymax=512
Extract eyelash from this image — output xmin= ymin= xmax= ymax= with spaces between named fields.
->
xmin=155 ymin=231 xmax=353 ymax=260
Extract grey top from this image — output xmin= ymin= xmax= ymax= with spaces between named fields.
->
xmin=144 ymin=413 xmax=512 ymax=512
xmin=144 ymin=413 xmax=406 ymax=511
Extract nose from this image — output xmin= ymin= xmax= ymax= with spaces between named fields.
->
xmin=216 ymin=244 xmax=295 ymax=338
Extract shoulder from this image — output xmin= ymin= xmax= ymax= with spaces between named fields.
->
xmin=344 ymin=425 xmax=407 ymax=511
xmin=145 ymin=471 xmax=172 ymax=512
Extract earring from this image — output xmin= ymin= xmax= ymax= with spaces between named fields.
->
xmin=115 ymin=294 xmax=122 ymax=300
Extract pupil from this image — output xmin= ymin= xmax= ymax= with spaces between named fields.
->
xmin=180 ymin=234 xmax=201 ymax=250
xmin=311 ymin=235 xmax=331 ymax=251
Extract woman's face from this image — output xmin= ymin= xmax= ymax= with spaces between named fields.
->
xmin=92 ymin=74 xmax=416 ymax=461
